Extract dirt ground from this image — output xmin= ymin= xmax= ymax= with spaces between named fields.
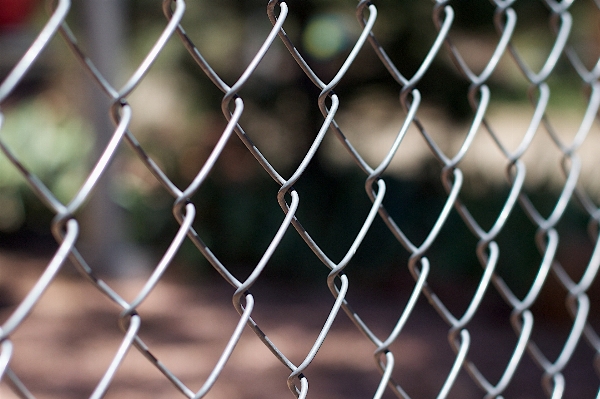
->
xmin=0 ymin=251 xmax=598 ymax=399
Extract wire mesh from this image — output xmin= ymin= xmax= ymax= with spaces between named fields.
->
xmin=1 ymin=0 xmax=600 ymax=398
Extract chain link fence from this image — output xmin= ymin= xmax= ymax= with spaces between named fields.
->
xmin=1 ymin=0 xmax=600 ymax=398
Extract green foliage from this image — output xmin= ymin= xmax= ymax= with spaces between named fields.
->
xmin=0 ymin=99 xmax=93 ymax=231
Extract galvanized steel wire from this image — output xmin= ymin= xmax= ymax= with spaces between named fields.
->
xmin=1 ymin=0 xmax=600 ymax=398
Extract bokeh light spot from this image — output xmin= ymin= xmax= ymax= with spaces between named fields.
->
xmin=302 ymin=14 xmax=348 ymax=61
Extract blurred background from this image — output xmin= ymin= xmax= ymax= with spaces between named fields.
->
xmin=1 ymin=0 xmax=600 ymax=398
xmin=1 ymin=0 xmax=598 ymax=279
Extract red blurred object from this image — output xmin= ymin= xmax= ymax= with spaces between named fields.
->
xmin=0 ymin=0 xmax=36 ymax=28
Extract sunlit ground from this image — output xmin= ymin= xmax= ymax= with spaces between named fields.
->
xmin=0 ymin=251 xmax=598 ymax=399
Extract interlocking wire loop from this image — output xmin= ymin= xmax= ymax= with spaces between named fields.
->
xmin=0 ymin=0 xmax=599 ymax=398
